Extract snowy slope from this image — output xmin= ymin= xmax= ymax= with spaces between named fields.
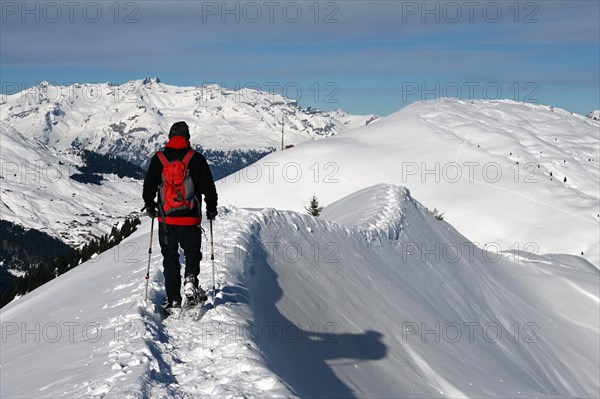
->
xmin=0 ymin=78 xmax=377 ymax=167
xmin=218 ymin=100 xmax=600 ymax=266
xmin=2 ymin=184 xmax=598 ymax=398
xmin=0 ymin=211 xmax=292 ymax=398
xmin=0 ymin=121 xmax=142 ymax=247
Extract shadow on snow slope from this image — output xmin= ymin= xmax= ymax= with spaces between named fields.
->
xmin=230 ymin=184 xmax=598 ymax=398
xmin=242 ymin=230 xmax=387 ymax=398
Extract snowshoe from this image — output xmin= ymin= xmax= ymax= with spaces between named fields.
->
xmin=180 ymin=282 xmax=208 ymax=320
xmin=183 ymin=275 xmax=199 ymax=296
xmin=183 ymin=275 xmax=208 ymax=305
xmin=163 ymin=299 xmax=182 ymax=317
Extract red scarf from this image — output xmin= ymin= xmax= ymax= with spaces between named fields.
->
xmin=165 ymin=136 xmax=190 ymax=149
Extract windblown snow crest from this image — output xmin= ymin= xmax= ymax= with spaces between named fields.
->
xmin=319 ymin=183 xmax=410 ymax=241
xmin=227 ymin=184 xmax=599 ymax=398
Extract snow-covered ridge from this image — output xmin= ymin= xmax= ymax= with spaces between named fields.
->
xmin=0 ymin=78 xmax=378 ymax=167
xmin=219 ymin=99 xmax=600 ymax=266
xmin=2 ymin=184 xmax=597 ymax=398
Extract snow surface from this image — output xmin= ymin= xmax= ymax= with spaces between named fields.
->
xmin=218 ymin=99 xmax=600 ymax=266
xmin=2 ymin=184 xmax=598 ymax=398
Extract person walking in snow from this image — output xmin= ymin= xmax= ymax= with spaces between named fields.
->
xmin=143 ymin=121 xmax=218 ymax=311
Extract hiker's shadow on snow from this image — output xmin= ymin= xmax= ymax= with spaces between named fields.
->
xmin=234 ymin=234 xmax=387 ymax=399
xmin=216 ymin=285 xmax=250 ymax=305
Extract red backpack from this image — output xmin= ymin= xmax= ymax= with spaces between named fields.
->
xmin=157 ymin=149 xmax=197 ymax=214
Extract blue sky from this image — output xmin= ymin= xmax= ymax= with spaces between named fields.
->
xmin=1 ymin=0 xmax=598 ymax=116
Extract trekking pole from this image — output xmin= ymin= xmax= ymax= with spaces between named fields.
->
xmin=145 ymin=217 xmax=155 ymax=302
xmin=210 ymin=219 xmax=216 ymax=308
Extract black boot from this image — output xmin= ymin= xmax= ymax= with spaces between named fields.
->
xmin=164 ymin=299 xmax=181 ymax=314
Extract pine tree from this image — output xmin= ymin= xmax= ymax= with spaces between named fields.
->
xmin=1 ymin=286 xmax=18 ymax=307
xmin=40 ymin=263 xmax=54 ymax=284
xmin=56 ymin=254 xmax=69 ymax=275
xmin=16 ymin=275 xmax=27 ymax=294
xmin=305 ymin=195 xmax=324 ymax=217
xmin=432 ymin=208 xmax=445 ymax=221
xmin=26 ymin=268 xmax=41 ymax=292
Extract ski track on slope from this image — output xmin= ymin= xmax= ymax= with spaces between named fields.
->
xmin=421 ymin=114 xmax=597 ymax=224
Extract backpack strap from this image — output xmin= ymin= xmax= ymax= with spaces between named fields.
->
xmin=156 ymin=150 xmax=194 ymax=165
xmin=156 ymin=151 xmax=169 ymax=166
xmin=182 ymin=149 xmax=195 ymax=165
xmin=155 ymin=150 xmax=170 ymax=243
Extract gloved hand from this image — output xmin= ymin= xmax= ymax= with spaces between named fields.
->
xmin=206 ymin=209 xmax=218 ymax=221
xmin=145 ymin=203 xmax=158 ymax=219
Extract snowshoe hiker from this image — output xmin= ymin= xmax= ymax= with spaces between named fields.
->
xmin=143 ymin=121 xmax=218 ymax=312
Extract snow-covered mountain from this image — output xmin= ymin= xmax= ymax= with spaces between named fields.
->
xmin=0 ymin=78 xmax=375 ymax=276
xmin=0 ymin=121 xmax=142 ymax=248
xmin=218 ymin=99 xmax=600 ymax=266
xmin=0 ymin=78 xmax=377 ymax=168
xmin=2 ymin=184 xmax=598 ymax=398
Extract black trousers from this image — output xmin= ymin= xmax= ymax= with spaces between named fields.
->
xmin=158 ymin=223 xmax=203 ymax=302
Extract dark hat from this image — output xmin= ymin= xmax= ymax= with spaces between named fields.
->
xmin=169 ymin=121 xmax=190 ymax=140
